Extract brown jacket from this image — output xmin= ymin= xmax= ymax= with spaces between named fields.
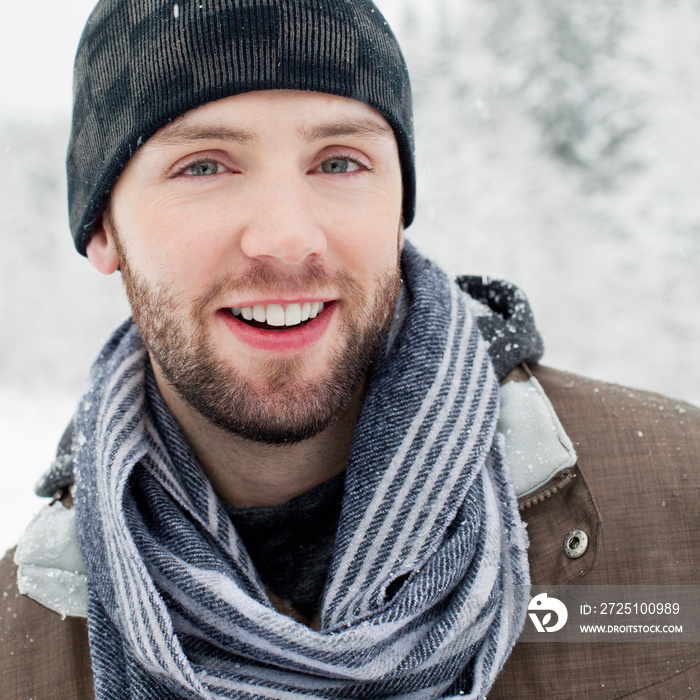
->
xmin=1 ymin=365 xmax=699 ymax=699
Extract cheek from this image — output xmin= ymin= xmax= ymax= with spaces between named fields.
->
xmin=327 ymin=199 xmax=401 ymax=276
xmin=122 ymin=195 xmax=235 ymax=286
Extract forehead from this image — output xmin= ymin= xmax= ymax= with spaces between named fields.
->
xmin=147 ymin=90 xmax=396 ymax=148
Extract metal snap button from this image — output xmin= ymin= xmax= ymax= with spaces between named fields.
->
xmin=563 ymin=529 xmax=588 ymax=559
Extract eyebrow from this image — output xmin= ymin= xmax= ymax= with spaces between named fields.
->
xmin=150 ymin=122 xmax=258 ymax=146
xmin=297 ymin=117 xmax=394 ymax=142
xmin=150 ymin=116 xmax=393 ymax=147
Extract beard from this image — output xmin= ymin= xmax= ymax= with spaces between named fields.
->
xmin=112 ymin=229 xmax=401 ymax=445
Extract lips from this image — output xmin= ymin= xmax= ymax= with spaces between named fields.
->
xmin=220 ymin=300 xmax=335 ymax=352
xmin=231 ymin=301 xmax=324 ymax=329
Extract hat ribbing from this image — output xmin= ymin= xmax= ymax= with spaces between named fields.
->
xmin=67 ymin=0 xmax=415 ymax=255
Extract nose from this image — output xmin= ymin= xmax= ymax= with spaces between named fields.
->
xmin=239 ymin=173 xmax=328 ymax=266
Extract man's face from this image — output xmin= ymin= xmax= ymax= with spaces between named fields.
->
xmin=94 ymin=90 xmax=404 ymax=443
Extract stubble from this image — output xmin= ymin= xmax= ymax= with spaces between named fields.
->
xmin=111 ymin=225 xmax=401 ymax=444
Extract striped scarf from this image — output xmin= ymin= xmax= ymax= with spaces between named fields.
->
xmin=71 ymin=244 xmax=531 ymax=699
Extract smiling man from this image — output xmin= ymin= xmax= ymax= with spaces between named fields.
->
xmin=2 ymin=0 xmax=699 ymax=699
xmin=90 ymin=90 xmax=405 ymax=505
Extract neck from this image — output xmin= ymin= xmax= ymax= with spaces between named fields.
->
xmin=152 ymin=365 xmax=364 ymax=507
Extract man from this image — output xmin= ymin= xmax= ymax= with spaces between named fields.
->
xmin=1 ymin=0 xmax=698 ymax=698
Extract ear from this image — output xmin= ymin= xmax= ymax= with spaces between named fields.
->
xmin=398 ymin=221 xmax=405 ymax=253
xmin=86 ymin=212 xmax=120 ymax=275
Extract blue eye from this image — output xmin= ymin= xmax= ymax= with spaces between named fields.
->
xmin=321 ymin=158 xmax=350 ymax=174
xmin=186 ymin=161 xmax=221 ymax=176
xmin=320 ymin=157 xmax=364 ymax=174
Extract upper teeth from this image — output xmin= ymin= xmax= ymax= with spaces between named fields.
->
xmin=231 ymin=302 xmax=324 ymax=326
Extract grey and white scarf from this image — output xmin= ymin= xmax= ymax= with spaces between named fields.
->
xmin=41 ymin=243 xmax=541 ymax=699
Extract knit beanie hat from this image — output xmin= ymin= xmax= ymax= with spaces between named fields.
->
xmin=67 ymin=0 xmax=415 ymax=255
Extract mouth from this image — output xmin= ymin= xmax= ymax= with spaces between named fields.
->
xmin=221 ymin=299 xmax=336 ymax=352
xmin=230 ymin=301 xmax=327 ymax=331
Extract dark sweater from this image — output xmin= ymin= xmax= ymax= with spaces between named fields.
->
xmin=225 ymin=472 xmax=345 ymax=621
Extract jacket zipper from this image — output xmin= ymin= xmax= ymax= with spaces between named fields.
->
xmin=518 ymin=470 xmax=574 ymax=511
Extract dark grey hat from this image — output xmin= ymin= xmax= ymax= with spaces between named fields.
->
xmin=67 ymin=0 xmax=415 ymax=255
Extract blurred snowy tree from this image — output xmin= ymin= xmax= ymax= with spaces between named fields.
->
xmin=512 ymin=0 xmax=643 ymax=183
xmin=378 ymin=0 xmax=700 ymax=402
xmin=396 ymin=0 xmax=645 ymax=187
xmin=0 ymin=119 xmax=128 ymax=392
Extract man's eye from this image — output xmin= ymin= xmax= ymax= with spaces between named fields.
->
xmin=185 ymin=161 xmax=222 ymax=176
xmin=320 ymin=157 xmax=361 ymax=174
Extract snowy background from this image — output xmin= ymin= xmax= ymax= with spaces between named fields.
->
xmin=1 ymin=0 xmax=698 ymax=555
